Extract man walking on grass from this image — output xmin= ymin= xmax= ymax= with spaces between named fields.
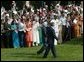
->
xmin=43 ymin=21 xmax=58 ymax=58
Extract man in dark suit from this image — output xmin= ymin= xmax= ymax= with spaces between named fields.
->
xmin=37 ymin=20 xmax=47 ymax=54
xmin=43 ymin=21 xmax=58 ymax=58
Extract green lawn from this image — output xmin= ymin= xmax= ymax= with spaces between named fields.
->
xmin=1 ymin=37 xmax=83 ymax=61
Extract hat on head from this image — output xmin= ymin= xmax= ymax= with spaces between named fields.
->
xmin=68 ymin=5 xmax=72 ymax=7
xmin=31 ymin=8 xmax=34 ymax=12
xmin=13 ymin=11 xmax=17 ymax=14
xmin=64 ymin=10 xmax=68 ymax=13
xmin=26 ymin=12 xmax=29 ymax=15
xmin=56 ymin=4 xmax=60 ymax=6
xmin=50 ymin=21 xmax=54 ymax=26
xmin=37 ymin=9 xmax=39 ymax=11
xmin=43 ymin=8 xmax=46 ymax=11
xmin=6 ymin=14 xmax=9 ymax=17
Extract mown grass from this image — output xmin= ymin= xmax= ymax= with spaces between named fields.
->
xmin=1 ymin=36 xmax=83 ymax=61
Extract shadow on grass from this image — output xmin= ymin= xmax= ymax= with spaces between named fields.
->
xmin=63 ymin=36 xmax=83 ymax=45
xmin=11 ymin=52 xmax=42 ymax=58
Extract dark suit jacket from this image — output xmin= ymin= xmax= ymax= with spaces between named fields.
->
xmin=41 ymin=25 xmax=47 ymax=44
xmin=46 ymin=26 xmax=58 ymax=46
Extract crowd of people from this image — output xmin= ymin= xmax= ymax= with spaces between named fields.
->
xmin=1 ymin=1 xmax=83 ymax=48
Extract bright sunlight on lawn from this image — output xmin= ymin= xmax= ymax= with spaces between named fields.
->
xmin=1 ymin=37 xmax=83 ymax=61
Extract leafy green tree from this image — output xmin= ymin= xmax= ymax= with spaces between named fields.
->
xmin=15 ymin=1 xmax=25 ymax=10
xmin=1 ymin=1 xmax=12 ymax=11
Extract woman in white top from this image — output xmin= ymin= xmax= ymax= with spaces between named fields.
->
xmin=32 ymin=19 xmax=40 ymax=46
xmin=18 ymin=16 xmax=26 ymax=47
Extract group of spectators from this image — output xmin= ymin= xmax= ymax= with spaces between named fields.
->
xmin=1 ymin=1 xmax=83 ymax=48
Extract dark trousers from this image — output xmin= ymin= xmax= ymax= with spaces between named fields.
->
xmin=1 ymin=34 xmax=4 ymax=48
xmin=62 ymin=25 xmax=67 ymax=42
xmin=37 ymin=44 xmax=46 ymax=54
xmin=71 ymin=25 xmax=75 ymax=38
xmin=65 ymin=26 xmax=71 ymax=41
xmin=4 ymin=32 xmax=11 ymax=48
xmin=43 ymin=44 xmax=56 ymax=58
xmin=37 ymin=36 xmax=47 ymax=54
xmin=9 ymin=31 xmax=13 ymax=48
xmin=18 ymin=31 xmax=24 ymax=47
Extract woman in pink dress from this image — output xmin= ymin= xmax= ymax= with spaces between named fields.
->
xmin=25 ymin=18 xmax=33 ymax=47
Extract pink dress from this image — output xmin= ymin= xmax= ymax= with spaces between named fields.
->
xmin=25 ymin=21 xmax=33 ymax=47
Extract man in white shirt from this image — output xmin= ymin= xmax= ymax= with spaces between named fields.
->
xmin=59 ymin=12 xmax=67 ymax=42
xmin=51 ymin=15 xmax=59 ymax=45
